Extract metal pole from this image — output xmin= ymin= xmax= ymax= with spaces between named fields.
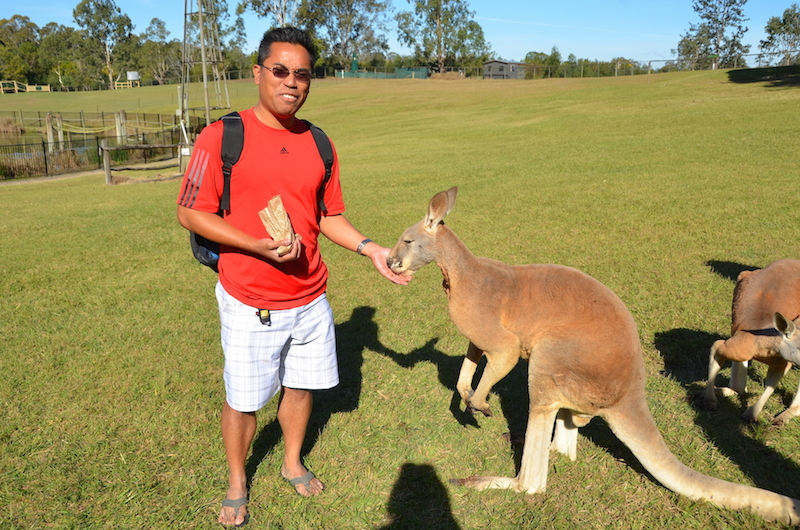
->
xmin=42 ymin=141 xmax=48 ymax=175
xmin=198 ymin=0 xmax=211 ymax=127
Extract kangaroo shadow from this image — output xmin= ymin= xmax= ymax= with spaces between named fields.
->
xmin=377 ymin=463 xmax=462 ymax=530
xmin=245 ymin=306 xmax=387 ymax=484
xmin=644 ymin=326 xmax=800 ymax=498
xmin=705 ymin=259 xmax=760 ymax=283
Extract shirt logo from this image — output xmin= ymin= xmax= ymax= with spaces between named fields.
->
xmin=280 ymin=147 xmax=289 ymax=154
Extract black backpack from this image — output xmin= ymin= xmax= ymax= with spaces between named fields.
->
xmin=189 ymin=111 xmax=334 ymax=272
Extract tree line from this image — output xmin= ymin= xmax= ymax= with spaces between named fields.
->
xmin=1 ymin=0 xmax=798 ymax=91
xmin=673 ymin=0 xmax=800 ymax=70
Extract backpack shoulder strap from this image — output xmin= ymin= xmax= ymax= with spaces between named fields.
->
xmin=219 ymin=112 xmax=243 ymax=212
xmin=304 ymin=120 xmax=334 ymax=213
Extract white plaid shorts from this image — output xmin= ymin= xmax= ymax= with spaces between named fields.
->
xmin=216 ymin=282 xmax=339 ymax=412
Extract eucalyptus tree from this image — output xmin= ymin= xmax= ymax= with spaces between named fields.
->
xmin=759 ymin=4 xmax=800 ymax=66
xmin=39 ymin=23 xmax=105 ymax=89
xmin=395 ymin=0 xmax=490 ymax=73
xmin=73 ymin=0 xmax=134 ymax=89
xmin=139 ymin=18 xmax=182 ymax=84
xmin=237 ymin=0 xmax=299 ymax=27
xmin=298 ymin=0 xmax=392 ymax=69
xmin=0 ymin=16 xmax=41 ymax=83
xmin=678 ymin=0 xmax=750 ymax=69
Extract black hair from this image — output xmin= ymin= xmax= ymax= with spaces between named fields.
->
xmin=257 ymin=27 xmax=317 ymax=67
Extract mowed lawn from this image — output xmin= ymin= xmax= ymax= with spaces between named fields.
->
xmin=2 ymin=69 xmax=800 ymax=529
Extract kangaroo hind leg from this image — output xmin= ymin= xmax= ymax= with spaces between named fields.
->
xmin=452 ymin=407 xmax=558 ymax=493
xmin=742 ymin=362 xmax=790 ymax=423
xmin=773 ymin=375 xmax=800 ymax=426
xmin=551 ymin=409 xmax=591 ymax=461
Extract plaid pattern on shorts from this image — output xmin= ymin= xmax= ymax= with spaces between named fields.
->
xmin=216 ymin=282 xmax=339 ymax=412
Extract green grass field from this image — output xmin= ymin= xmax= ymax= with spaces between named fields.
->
xmin=2 ymin=70 xmax=800 ymax=529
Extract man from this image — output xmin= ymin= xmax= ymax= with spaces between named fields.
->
xmin=176 ymin=27 xmax=409 ymax=527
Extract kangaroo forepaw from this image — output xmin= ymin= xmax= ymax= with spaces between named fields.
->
xmin=465 ymin=400 xmax=492 ymax=417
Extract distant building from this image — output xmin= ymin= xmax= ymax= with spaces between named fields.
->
xmin=483 ymin=61 xmax=527 ymax=79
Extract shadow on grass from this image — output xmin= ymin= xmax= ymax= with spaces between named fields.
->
xmin=376 ymin=334 xmax=531 ymax=472
xmin=246 ymin=306 xmax=394 ymax=484
xmin=374 ymin=333 xmax=533 ymax=438
xmin=244 ymin=306 xmax=527 ymax=493
xmin=643 ymin=326 xmax=800 ymax=498
xmin=373 ymin=335 xmax=480 ymax=428
xmin=705 ymin=259 xmax=759 ymax=283
xmin=377 ymin=463 xmax=462 ymax=530
xmin=727 ymin=65 xmax=800 ymax=88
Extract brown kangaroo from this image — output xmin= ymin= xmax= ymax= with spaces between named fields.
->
xmin=702 ymin=259 xmax=800 ymax=425
xmin=386 ymin=187 xmax=800 ymax=525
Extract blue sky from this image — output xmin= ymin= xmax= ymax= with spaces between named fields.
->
xmin=5 ymin=0 xmax=793 ymax=63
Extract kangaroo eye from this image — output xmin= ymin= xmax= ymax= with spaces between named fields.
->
xmin=403 ymin=240 xmax=413 ymax=245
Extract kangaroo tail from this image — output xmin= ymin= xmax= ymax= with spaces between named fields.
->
xmin=604 ymin=397 xmax=800 ymax=525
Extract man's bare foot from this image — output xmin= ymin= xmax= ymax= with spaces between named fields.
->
xmin=281 ymin=464 xmax=324 ymax=496
xmin=219 ymin=485 xmax=249 ymax=527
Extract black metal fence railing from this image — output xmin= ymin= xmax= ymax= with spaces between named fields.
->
xmin=0 ymin=129 xmax=182 ymax=180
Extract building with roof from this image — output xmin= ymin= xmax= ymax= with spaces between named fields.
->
xmin=483 ymin=60 xmax=527 ymax=79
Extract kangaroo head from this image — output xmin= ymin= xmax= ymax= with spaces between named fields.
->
xmin=386 ymin=187 xmax=458 ymax=275
xmin=774 ymin=312 xmax=800 ymax=365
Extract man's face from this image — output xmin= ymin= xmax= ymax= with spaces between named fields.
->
xmin=253 ymin=42 xmax=312 ymax=125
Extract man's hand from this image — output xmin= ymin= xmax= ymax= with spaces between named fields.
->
xmin=363 ymin=245 xmax=411 ymax=286
xmin=252 ymin=235 xmax=303 ymax=263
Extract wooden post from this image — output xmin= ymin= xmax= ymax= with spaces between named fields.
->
xmin=115 ymin=111 xmax=123 ymax=140
xmin=120 ymin=110 xmax=127 ymax=143
xmin=56 ymin=113 xmax=64 ymax=149
xmin=101 ymin=139 xmax=112 ymax=185
xmin=45 ymin=112 xmax=54 ymax=152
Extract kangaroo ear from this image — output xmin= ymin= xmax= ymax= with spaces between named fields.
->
xmin=774 ymin=312 xmax=797 ymax=339
xmin=423 ymin=187 xmax=458 ymax=232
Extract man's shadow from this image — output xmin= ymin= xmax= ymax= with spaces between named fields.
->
xmin=245 ymin=306 xmax=391 ymax=484
xmin=374 ymin=335 xmax=529 ymax=436
xmin=375 ymin=335 xmax=530 ymax=473
xmin=378 ymin=463 xmax=462 ymax=530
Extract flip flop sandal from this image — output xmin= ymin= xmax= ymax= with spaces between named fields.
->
xmin=286 ymin=470 xmax=319 ymax=496
xmin=221 ymin=496 xmax=249 ymax=528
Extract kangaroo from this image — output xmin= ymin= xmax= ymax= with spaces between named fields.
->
xmin=701 ymin=259 xmax=800 ymax=425
xmin=386 ymin=187 xmax=800 ymax=525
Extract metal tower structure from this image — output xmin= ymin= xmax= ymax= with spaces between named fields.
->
xmin=180 ymin=0 xmax=231 ymax=133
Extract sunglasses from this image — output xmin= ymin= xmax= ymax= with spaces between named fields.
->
xmin=259 ymin=64 xmax=312 ymax=83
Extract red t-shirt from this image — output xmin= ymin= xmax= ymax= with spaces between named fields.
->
xmin=177 ymin=108 xmax=345 ymax=309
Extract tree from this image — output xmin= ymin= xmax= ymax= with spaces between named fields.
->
xmin=680 ymin=0 xmax=750 ymax=69
xmin=673 ymin=22 xmax=714 ymax=69
xmin=759 ymin=4 xmax=800 ymax=66
xmin=395 ymin=0 xmax=491 ymax=73
xmin=298 ymin=0 xmax=392 ymax=69
xmin=73 ymin=0 xmax=134 ymax=89
xmin=0 ymin=16 xmax=41 ymax=83
xmin=237 ymin=0 xmax=299 ymax=27
xmin=138 ymin=19 xmax=182 ymax=85
xmin=545 ymin=45 xmax=561 ymax=77
xmin=39 ymin=24 xmax=105 ymax=89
